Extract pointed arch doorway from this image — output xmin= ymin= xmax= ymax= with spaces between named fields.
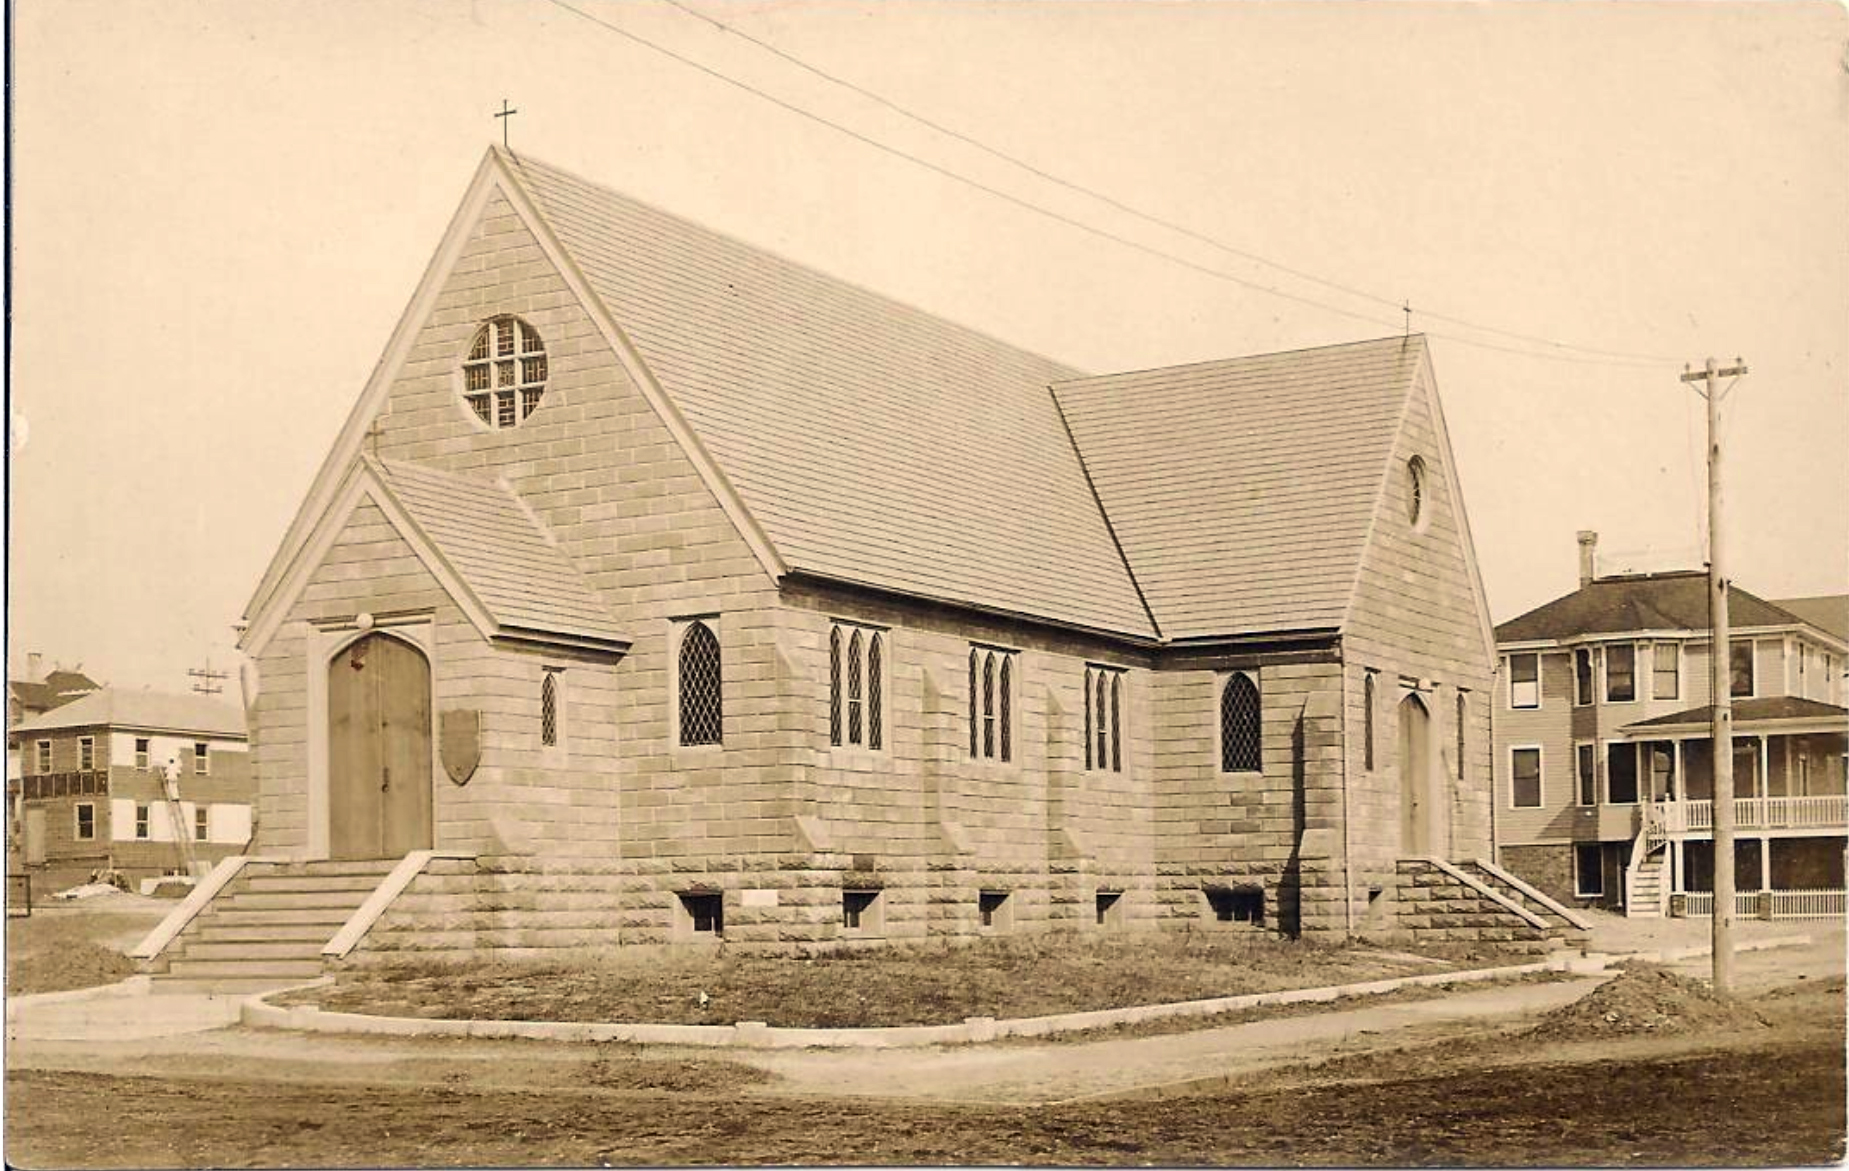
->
xmin=1398 ymin=692 xmax=1435 ymax=856
xmin=327 ymin=631 xmax=434 ymax=860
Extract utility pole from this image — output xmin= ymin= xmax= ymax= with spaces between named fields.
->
xmin=1681 ymin=356 xmax=1747 ymax=995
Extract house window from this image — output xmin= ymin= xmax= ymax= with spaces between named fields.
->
xmin=1647 ymin=741 xmax=1676 ymax=800
xmin=540 ymin=668 xmax=563 ymax=749
xmin=1730 ymin=641 xmax=1755 ymax=698
xmin=461 ymin=315 xmax=547 ymax=429
xmin=1084 ymin=666 xmax=1125 ymax=773
xmin=1606 ymin=743 xmax=1639 ymax=805
xmin=1406 ymin=456 xmax=1427 ymax=527
xmin=193 ymin=742 xmax=210 ymax=775
xmin=1508 ymin=653 xmax=1539 ymax=709
xmin=134 ymin=804 xmax=151 ymax=840
xmin=1575 ymin=843 xmax=1604 ymax=897
xmin=978 ymin=890 xmax=1011 ymax=929
xmin=678 ymin=620 xmax=723 ymax=747
xmin=79 ymin=737 xmax=94 ymax=771
xmin=194 ymin=807 xmax=209 ymax=841
xmin=1605 ymin=643 xmax=1636 ymax=702
xmin=35 ymin=741 xmax=50 ymax=775
xmin=1652 ymin=644 xmax=1679 ymax=701
xmin=1512 ymin=747 xmax=1542 ymax=808
xmin=134 ymin=737 xmax=151 ymax=769
xmin=842 ymin=889 xmax=881 ymax=932
xmin=75 ymin=803 xmax=95 ymax=841
xmin=968 ymin=648 xmax=1015 ymax=763
xmin=1574 ymin=649 xmax=1594 ymax=706
xmin=1220 ymin=672 xmax=1261 ymax=773
xmin=829 ymin=624 xmax=885 ymax=751
xmin=677 ymin=892 xmax=724 ymax=936
xmin=1576 ymin=743 xmax=1597 ymax=806
xmin=1363 ymin=672 xmax=1377 ymax=769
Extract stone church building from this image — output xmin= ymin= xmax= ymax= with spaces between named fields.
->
xmin=217 ymin=147 xmax=1518 ymax=961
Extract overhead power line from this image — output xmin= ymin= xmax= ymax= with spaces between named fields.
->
xmin=540 ymin=0 xmax=1671 ymax=369
xmin=658 ymin=0 xmax=1676 ymax=366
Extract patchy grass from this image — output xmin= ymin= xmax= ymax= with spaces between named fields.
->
xmin=6 ymin=908 xmax=163 ymax=995
xmin=282 ymin=933 xmax=1541 ymax=1027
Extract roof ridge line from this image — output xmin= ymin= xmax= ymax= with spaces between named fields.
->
xmin=1053 ymin=334 xmax=1427 ymax=388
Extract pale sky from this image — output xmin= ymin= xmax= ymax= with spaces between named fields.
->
xmin=9 ymin=0 xmax=1848 ymax=692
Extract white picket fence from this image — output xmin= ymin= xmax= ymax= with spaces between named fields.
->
xmin=1681 ymin=889 xmax=1846 ymax=919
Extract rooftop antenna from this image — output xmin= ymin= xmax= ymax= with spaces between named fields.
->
xmin=1403 ymin=299 xmax=1411 ymax=337
xmin=187 ymin=660 xmax=229 ymax=696
xmin=495 ymin=98 xmax=519 ymax=150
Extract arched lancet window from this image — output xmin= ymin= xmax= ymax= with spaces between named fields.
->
xmin=868 ymin=633 xmax=883 ymax=751
xmin=1220 ymin=672 xmax=1261 ymax=773
xmin=999 ymin=655 xmax=1013 ymax=762
xmin=969 ymin=650 xmax=979 ymax=758
xmin=983 ymin=653 xmax=997 ymax=759
xmin=1110 ymin=675 xmax=1122 ymax=773
xmin=1456 ymin=691 xmax=1467 ymax=780
xmin=847 ymin=630 xmax=865 ymax=746
xmin=1407 ymin=455 xmax=1427 ymax=528
xmin=1095 ymin=673 xmax=1108 ymax=771
xmin=1364 ymin=673 xmax=1377 ymax=771
xmin=828 ymin=627 xmax=843 ymax=747
xmin=678 ymin=620 xmax=723 ymax=747
xmin=1084 ymin=669 xmax=1094 ymax=771
xmin=540 ymin=669 xmax=561 ymax=749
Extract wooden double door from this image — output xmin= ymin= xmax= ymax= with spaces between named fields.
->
xmin=328 ymin=632 xmax=433 ymax=860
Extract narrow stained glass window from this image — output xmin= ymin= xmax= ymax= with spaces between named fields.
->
xmin=679 ymin=621 xmax=723 ymax=746
xmin=999 ymin=656 xmax=1013 ymax=762
xmin=1095 ymin=673 xmax=1108 ymax=769
xmin=969 ymin=651 xmax=979 ymax=757
xmin=983 ymin=653 xmax=996 ymax=759
xmin=829 ymin=627 xmax=843 ymax=747
xmin=1364 ymin=673 xmax=1377 ymax=770
xmin=868 ymin=634 xmax=883 ymax=751
xmin=847 ymin=630 xmax=864 ymax=746
xmin=1221 ymin=673 xmax=1261 ymax=773
xmin=1084 ymin=669 xmax=1093 ymax=771
xmin=541 ymin=670 xmax=561 ymax=748
xmin=1111 ymin=675 xmax=1122 ymax=773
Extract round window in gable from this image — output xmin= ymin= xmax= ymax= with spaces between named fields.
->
xmin=461 ymin=315 xmax=547 ymax=429
xmin=1407 ymin=455 xmax=1427 ymax=528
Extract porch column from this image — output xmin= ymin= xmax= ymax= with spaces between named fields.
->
xmin=1758 ymin=835 xmax=1770 ymax=893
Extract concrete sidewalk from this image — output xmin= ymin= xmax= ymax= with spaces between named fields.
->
xmin=7 ymin=983 xmax=249 ymax=1043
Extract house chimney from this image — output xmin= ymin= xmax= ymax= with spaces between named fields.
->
xmin=25 ymin=652 xmax=42 ymax=681
xmin=1577 ymin=531 xmax=1599 ymax=587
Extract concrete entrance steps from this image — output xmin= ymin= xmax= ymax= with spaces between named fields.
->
xmin=1456 ymin=857 xmax=1594 ymax=944
xmin=150 ymin=858 xmax=398 ymax=988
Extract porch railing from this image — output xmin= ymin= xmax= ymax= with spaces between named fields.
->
xmin=1658 ymin=795 xmax=1848 ymax=834
xmin=1681 ymin=889 xmax=1846 ymax=918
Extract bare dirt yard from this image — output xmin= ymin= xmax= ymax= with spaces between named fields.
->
xmin=9 ymin=956 xmax=1844 ymax=1167
xmin=5 ymin=894 xmax=168 ymax=995
xmin=276 ymin=933 xmax=1533 ymax=1026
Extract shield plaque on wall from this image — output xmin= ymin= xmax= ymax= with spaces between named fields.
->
xmin=440 ymin=709 xmax=482 ymax=786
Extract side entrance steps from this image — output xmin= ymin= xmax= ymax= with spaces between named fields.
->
xmin=140 ymin=859 xmax=398 ymax=992
xmin=1627 ymin=855 xmax=1668 ymax=920
xmin=1457 ymin=857 xmax=1595 ymax=945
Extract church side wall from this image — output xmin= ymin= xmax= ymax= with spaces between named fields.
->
xmin=1341 ymin=366 xmax=1496 ymax=927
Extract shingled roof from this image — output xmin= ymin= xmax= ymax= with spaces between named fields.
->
xmin=1623 ymin=696 xmax=1848 ymax=734
xmin=11 ymin=688 xmax=244 ymax=738
xmin=371 ymin=458 xmax=627 ymax=649
xmin=1495 ymin=572 xmax=1805 ymax=644
xmin=508 ymin=153 xmax=1156 ymax=640
xmin=1054 ymin=337 xmax=1426 ymax=639
xmin=1773 ymin=594 xmax=1849 ymax=642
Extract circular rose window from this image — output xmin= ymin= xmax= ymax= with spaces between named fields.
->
xmin=462 ymin=315 xmax=547 ymax=429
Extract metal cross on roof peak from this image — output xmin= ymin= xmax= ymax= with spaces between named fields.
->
xmin=495 ymin=99 xmax=518 ymax=150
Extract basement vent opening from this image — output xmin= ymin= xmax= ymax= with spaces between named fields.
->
xmin=678 ymin=892 xmax=724 ymax=937
xmin=842 ymin=889 xmax=881 ymax=931
xmin=1205 ymin=885 xmax=1265 ymax=925
xmin=978 ymin=889 xmax=1011 ymax=929
xmin=1095 ymin=890 xmax=1123 ymax=927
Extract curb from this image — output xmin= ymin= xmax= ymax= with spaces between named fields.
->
xmin=245 ymin=955 xmax=1582 ymax=1050
xmin=5 ymin=975 xmax=151 ymax=1021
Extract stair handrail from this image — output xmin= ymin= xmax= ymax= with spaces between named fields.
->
xmin=130 ymin=854 xmax=279 ymax=961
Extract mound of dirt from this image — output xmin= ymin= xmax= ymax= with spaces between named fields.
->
xmin=1530 ymin=963 xmax=1767 ymax=1041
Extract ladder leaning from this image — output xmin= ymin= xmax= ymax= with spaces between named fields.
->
xmin=157 ymin=760 xmax=200 ymax=876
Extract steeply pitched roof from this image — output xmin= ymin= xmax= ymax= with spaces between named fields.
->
xmin=1623 ymin=696 xmax=1847 ymax=732
xmin=371 ymin=458 xmax=627 ymax=648
xmin=506 ymin=153 xmax=1156 ymax=640
xmin=8 ymin=669 xmax=100 ymax=714
xmin=1495 ymin=572 xmax=1804 ymax=643
xmin=1772 ymin=594 xmax=1849 ymax=642
xmin=11 ymin=689 xmax=244 ymax=737
xmin=1052 ymin=337 xmax=1426 ymax=639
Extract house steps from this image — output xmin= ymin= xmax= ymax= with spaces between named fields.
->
xmin=147 ymin=858 xmax=399 ymax=989
xmin=1456 ymin=858 xmax=1594 ymax=944
xmin=1629 ymin=856 xmax=1667 ymax=919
